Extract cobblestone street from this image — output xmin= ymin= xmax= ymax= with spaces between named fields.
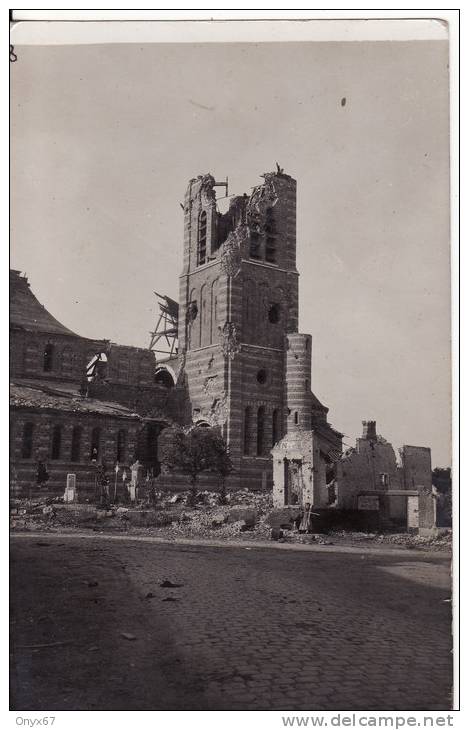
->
xmin=10 ymin=534 xmax=452 ymax=711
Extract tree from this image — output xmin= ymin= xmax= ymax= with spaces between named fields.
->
xmin=204 ymin=430 xmax=234 ymax=504
xmin=432 ymin=467 xmax=452 ymax=526
xmin=432 ymin=467 xmax=452 ymax=494
xmin=160 ymin=425 xmax=233 ymax=505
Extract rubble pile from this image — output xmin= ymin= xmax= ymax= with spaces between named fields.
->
xmin=329 ymin=529 xmax=452 ymax=551
xmin=378 ymin=530 xmax=452 ymax=551
xmin=9 ymin=492 xmax=452 ymax=551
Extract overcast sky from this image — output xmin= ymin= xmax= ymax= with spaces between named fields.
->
xmin=10 ymin=39 xmax=451 ymax=465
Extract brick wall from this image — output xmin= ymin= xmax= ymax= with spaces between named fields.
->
xmin=10 ymin=329 xmax=158 ymax=390
xmin=177 ymin=170 xmax=299 ymax=492
xmin=10 ymin=409 xmax=139 ymax=498
xmin=10 ymin=329 xmax=108 ymax=383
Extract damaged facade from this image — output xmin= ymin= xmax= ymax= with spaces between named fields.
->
xmin=9 ymin=269 xmax=184 ymax=496
xmin=333 ymin=420 xmax=435 ymax=531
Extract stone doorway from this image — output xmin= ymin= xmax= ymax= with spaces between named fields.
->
xmin=284 ymin=458 xmax=303 ymax=506
xmin=407 ymin=495 xmax=419 ymax=530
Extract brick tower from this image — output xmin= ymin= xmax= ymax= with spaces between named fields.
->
xmin=178 ymin=169 xmax=298 ymax=489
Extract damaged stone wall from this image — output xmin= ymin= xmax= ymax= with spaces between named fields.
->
xmin=335 ymin=422 xmax=402 ymax=509
xmin=334 ymin=423 xmax=433 ymax=515
xmin=400 ymin=445 xmax=434 ymax=529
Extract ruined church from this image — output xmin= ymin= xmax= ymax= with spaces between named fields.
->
xmin=10 ymin=168 xmax=343 ymax=502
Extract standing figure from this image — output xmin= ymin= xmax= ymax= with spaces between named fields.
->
xmin=298 ymin=501 xmax=312 ymax=534
xmin=96 ymin=463 xmax=110 ymax=509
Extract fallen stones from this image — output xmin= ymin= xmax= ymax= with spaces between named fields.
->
xmin=227 ymin=507 xmax=257 ymax=528
xmin=211 ymin=513 xmax=228 ymax=527
xmin=267 ymin=508 xmax=301 ymax=530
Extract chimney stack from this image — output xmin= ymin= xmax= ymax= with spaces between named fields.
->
xmin=362 ymin=420 xmax=377 ymax=441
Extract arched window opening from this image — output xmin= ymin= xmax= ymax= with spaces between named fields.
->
xmin=268 ymin=304 xmax=281 ymax=324
xmin=21 ymin=422 xmax=34 ymax=459
xmin=43 ymin=343 xmax=55 ymax=372
xmin=198 ymin=211 xmax=207 ymax=266
xmin=187 ymin=290 xmax=199 ymax=349
xmin=146 ymin=424 xmax=159 ymax=459
xmin=51 ymin=425 xmax=62 ymax=460
xmin=257 ymin=406 xmax=265 ymax=456
xmin=187 ymin=289 xmax=198 ymax=325
xmin=210 ymin=279 xmax=219 ymax=345
xmin=116 ymin=429 xmax=127 ymax=463
xmin=249 ymin=231 xmax=261 ymax=259
xmin=200 ymin=283 xmax=209 ymax=347
xmin=272 ymin=409 xmax=280 ymax=446
xmin=86 ymin=352 xmax=108 ymax=382
xmin=244 ymin=279 xmax=256 ymax=336
xmin=212 ymin=296 xmax=218 ymax=341
xmin=243 ymin=407 xmax=252 ymax=455
xmin=256 ymin=368 xmax=268 ymax=385
xmin=265 ymin=237 xmax=277 ymax=263
xmin=90 ymin=427 xmax=101 ymax=461
xmin=135 ymin=422 xmax=161 ymax=474
xmin=154 ymin=368 xmax=175 ymax=389
xmin=71 ymin=426 xmax=82 ymax=462
xmin=294 ymin=411 xmax=299 ymax=426
xmin=265 ymin=208 xmax=276 ymax=234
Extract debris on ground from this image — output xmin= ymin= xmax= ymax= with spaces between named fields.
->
xmin=9 ymin=491 xmax=451 ymax=551
xmin=120 ymin=632 xmax=137 ymax=641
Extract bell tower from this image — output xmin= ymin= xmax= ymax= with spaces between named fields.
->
xmin=178 ymin=169 xmax=298 ymax=489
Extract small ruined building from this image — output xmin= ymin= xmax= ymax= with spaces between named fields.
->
xmin=332 ymin=420 xmax=436 ymax=532
xmin=10 ymin=168 xmax=343 ymax=498
xmin=271 ymin=333 xmax=343 ymax=508
xmin=9 ymin=270 xmax=186 ymax=498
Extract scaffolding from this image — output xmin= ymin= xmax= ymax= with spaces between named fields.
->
xmin=148 ymin=291 xmax=179 ymax=358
